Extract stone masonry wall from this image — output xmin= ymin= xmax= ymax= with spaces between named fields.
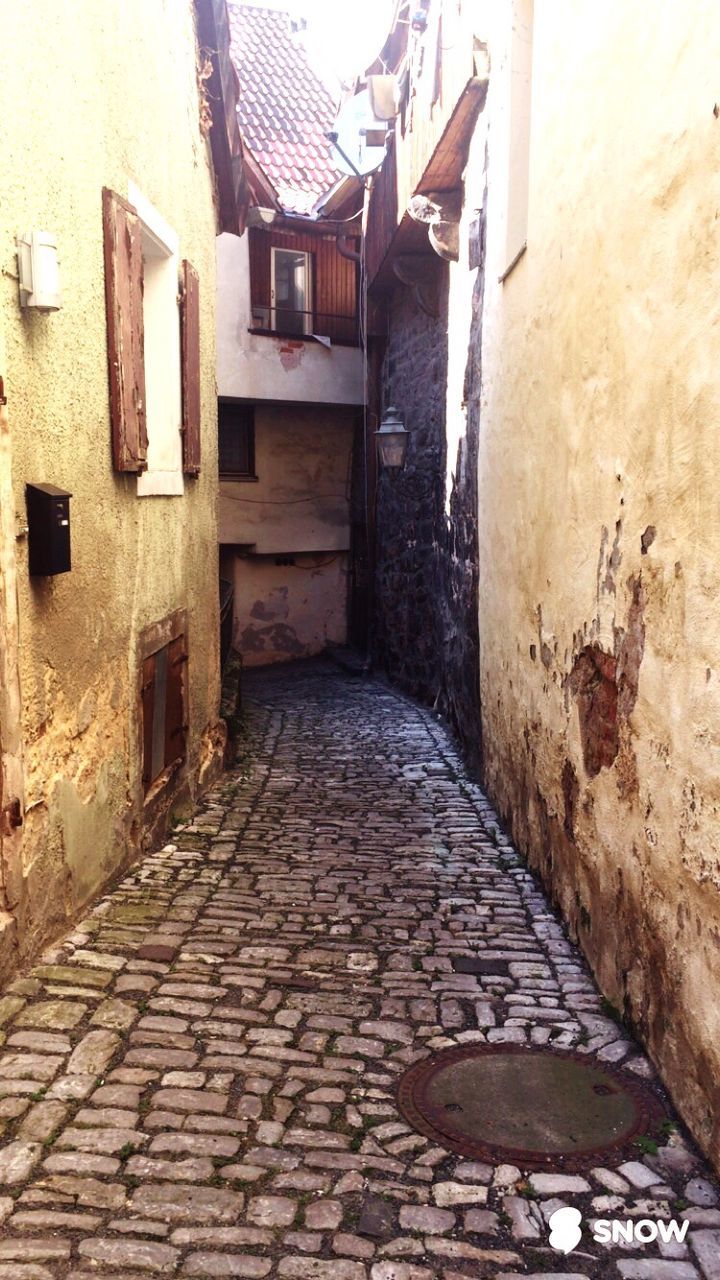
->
xmin=372 ymin=253 xmax=482 ymax=771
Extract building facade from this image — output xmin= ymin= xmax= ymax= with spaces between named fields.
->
xmin=366 ymin=0 xmax=720 ymax=1168
xmin=0 ymin=0 xmax=245 ymax=977
xmin=217 ymin=3 xmax=365 ymax=667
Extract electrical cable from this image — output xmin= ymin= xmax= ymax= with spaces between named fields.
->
xmin=221 ymin=493 xmax=348 ymax=504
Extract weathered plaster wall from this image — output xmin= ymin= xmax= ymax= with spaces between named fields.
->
xmin=0 ymin=0 xmax=224 ymax=972
xmin=221 ymin=404 xmax=353 ymax=665
xmin=226 ymin=553 xmax=348 ymax=666
xmin=219 ymin=405 xmax=354 ymax=551
xmin=479 ymin=0 xmax=720 ymax=1165
xmin=0 ymin=320 xmax=24 ymax=975
xmin=217 ymin=232 xmax=364 ymax=405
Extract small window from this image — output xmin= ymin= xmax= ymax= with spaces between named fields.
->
xmin=141 ymin=634 xmax=187 ymax=793
xmin=219 ymin=402 xmax=255 ymax=478
xmin=271 ymin=247 xmax=313 ymax=335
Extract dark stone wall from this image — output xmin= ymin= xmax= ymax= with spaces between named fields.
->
xmin=372 ymin=230 xmax=484 ymax=773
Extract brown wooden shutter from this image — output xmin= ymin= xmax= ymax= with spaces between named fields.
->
xmin=102 ymin=188 xmax=148 ymax=472
xmin=141 ymin=653 xmax=156 ymax=791
xmin=180 ymin=260 xmax=201 ymax=476
xmin=165 ymin=634 xmax=188 ymax=767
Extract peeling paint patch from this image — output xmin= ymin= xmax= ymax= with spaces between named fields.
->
xmin=240 ymin=622 xmax=306 ymax=657
xmin=569 ymin=574 xmax=646 ymax=779
xmin=641 ymin=525 xmax=656 ymax=555
xmin=616 ymin=573 xmax=646 ymax=722
xmin=569 ymin=645 xmax=619 ymax=777
xmin=278 ymin=340 xmax=305 ymax=371
xmin=562 ymin=759 xmax=579 ymax=839
xmin=250 ymin=587 xmax=290 ymax=622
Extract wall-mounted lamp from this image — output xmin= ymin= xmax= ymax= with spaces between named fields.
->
xmin=375 ymin=405 xmax=409 ymax=471
xmin=17 ymin=230 xmax=62 ymax=311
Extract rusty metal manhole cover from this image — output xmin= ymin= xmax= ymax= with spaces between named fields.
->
xmin=397 ymin=1045 xmax=666 ymax=1170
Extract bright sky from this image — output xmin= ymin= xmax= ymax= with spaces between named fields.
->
xmin=243 ymin=0 xmax=397 ymax=93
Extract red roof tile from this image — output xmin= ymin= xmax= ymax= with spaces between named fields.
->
xmin=227 ymin=3 xmax=343 ymax=214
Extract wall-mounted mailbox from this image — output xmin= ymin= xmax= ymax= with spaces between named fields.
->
xmin=26 ymin=483 xmax=72 ymax=576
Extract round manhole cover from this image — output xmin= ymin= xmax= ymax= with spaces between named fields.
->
xmin=397 ymin=1045 xmax=666 ymax=1170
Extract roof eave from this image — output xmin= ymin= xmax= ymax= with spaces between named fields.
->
xmin=194 ymin=0 xmax=250 ymax=236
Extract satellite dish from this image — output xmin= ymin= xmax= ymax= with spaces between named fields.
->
xmin=328 ymin=89 xmax=389 ymax=178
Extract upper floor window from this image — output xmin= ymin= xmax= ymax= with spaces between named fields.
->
xmin=102 ymin=186 xmax=201 ymax=483
xmin=271 ymin=247 xmax=313 ymax=336
xmin=247 ymin=227 xmax=359 ymax=346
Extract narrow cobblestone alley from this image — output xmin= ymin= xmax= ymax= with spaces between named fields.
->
xmin=0 ymin=660 xmax=717 ymax=1280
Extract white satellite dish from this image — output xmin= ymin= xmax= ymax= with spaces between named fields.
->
xmin=328 ymin=89 xmax=389 ymax=178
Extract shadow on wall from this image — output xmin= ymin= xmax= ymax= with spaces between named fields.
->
xmin=373 ymin=205 xmax=485 ymax=776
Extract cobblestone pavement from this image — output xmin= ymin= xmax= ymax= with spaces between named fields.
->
xmin=0 ymin=658 xmax=718 ymax=1280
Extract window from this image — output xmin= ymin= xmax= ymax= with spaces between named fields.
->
xmin=102 ymin=187 xmax=201 ymax=484
xmin=141 ymin=631 xmax=187 ymax=793
xmin=219 ymin=402 xmax=255 ymax=478
xmin=501 ymin=0 xmax=534 ymax=281
xmin=271 ymin=247 xmax=313 ymax=335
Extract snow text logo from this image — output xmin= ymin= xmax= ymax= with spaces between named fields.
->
xmin=593 ymin=1219 xmax=690 ymax=1246
xmin=548 ymin=1208 xmax=691 ymax=1253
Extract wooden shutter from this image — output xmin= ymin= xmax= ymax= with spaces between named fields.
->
xmin=102 ymin=188 xmax=148 ymax=472
xmin=165 ymin=634 xmax=188 ymax=767
xmin=180 ymin=260 xmax=201 ymax=476
xmin=141 ymin=653 xmax=156 ymax=791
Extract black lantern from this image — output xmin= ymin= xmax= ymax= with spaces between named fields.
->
xmin=375 ymin=406 xmax=409 ymax=471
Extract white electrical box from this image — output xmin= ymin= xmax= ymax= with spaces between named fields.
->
xmin=17 ymin=230 xmax=62 ymax=312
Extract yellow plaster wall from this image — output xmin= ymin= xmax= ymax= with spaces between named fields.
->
xmin=478 ymin=0 xmax=720 ymax=1164
xmin=0 ymin=0 xmax=224 ymax=969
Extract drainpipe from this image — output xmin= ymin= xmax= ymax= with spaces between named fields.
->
xmin=336 ymin=235 xmax=361 ymax=263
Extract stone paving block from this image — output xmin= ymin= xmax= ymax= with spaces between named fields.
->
xmin=14 ymin=1001 xmax=86 ymax=1029
xmin=0 ymin=1266 xmax=55 ymax=1280
xmin=9 ymin=1209 xmax=103 ymax=1230
xmin=130 ymin=1183 xmax=244 ymax=1223
xmin=181 ymin=1255 xmax=272 ymax=1277
xmin=0 ymin=996 xmax=26 ymax=1025
xmin=689 ymin=1229 xmax=720 ymax=1278
xmin=90 ymin=999 xmax=137 ymax=1030
xmin=67 ymin=1029 xmax=119 ymax=1075
xmin=77 ymin=1237 xmax=179 ymax=1272
xmin=0 ymin=1239 xmax=71 ymax=1261
xmin=617 ymin=1264 xmax=700 ymax=1279
xmin=0 ymin=1053 xmax=63 ymax=1081
xmin=280 ymin=1262 xmax=367 ymax=1278
xmin=0 ymin=1141 xmax=42 ymax=1184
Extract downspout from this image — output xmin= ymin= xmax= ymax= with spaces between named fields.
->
xmin=336 ymin=235 xmax=361 ymax=263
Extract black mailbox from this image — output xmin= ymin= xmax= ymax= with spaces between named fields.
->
xmin=26 ymin=483 xmax=72 ymax=576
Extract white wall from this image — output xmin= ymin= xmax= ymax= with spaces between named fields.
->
xmin=217 ymin=232 xmax=364 ymax=406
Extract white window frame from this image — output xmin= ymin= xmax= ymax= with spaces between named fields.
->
xmin=128 ymin=181 xmax=184 ymax=497
xmin=271 ymin=247 xmax=313 ymax=336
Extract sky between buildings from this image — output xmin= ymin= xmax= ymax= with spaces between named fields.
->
xmin=241 ymin=0 xmax=396 ymax=92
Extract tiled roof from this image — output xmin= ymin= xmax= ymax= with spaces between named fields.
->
xmin=227 ymin=3 xmax=343 ymax=215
